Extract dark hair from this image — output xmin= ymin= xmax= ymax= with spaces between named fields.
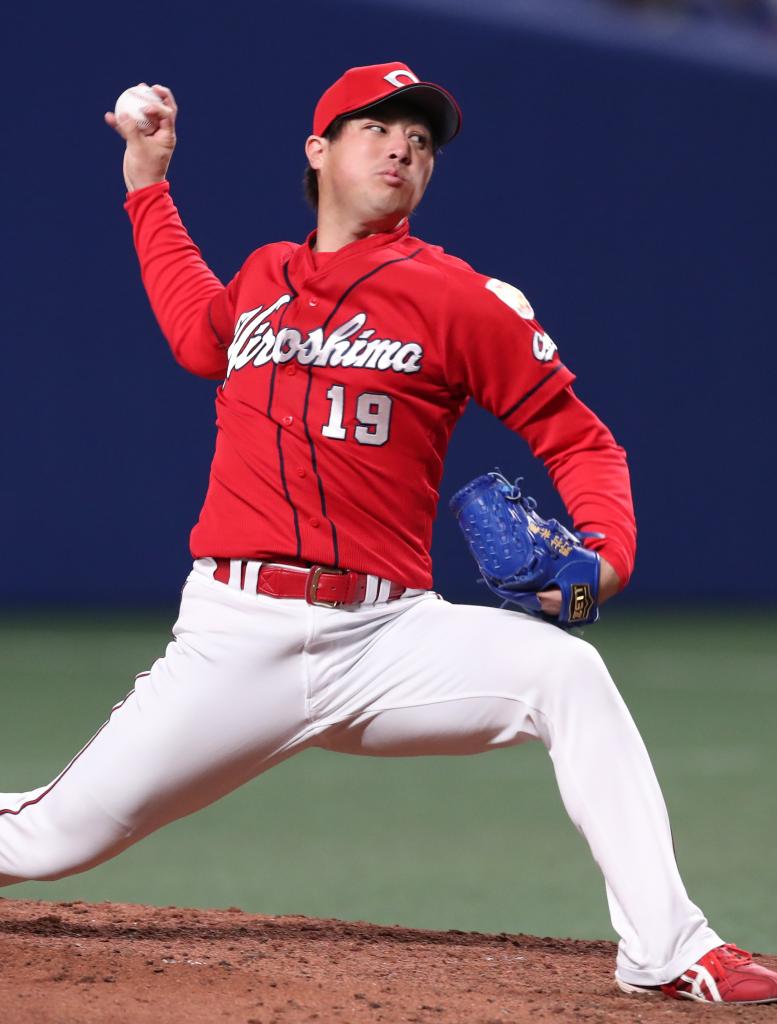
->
xmin=302 ymin=99 xmax=439 ymax=211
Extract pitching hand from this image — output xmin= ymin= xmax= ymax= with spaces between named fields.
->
xmin=104 ymin=84 xmax=177 ymax=192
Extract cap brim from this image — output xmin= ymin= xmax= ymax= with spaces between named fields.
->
xmin=344 ymin=82 xmax=462 ymax=147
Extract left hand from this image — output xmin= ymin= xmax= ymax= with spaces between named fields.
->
xmin=538 ymin=555 xmax=620 ymax=617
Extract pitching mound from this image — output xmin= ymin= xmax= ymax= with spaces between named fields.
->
xmin=1 ymin=899 xmax=774 ymax=1022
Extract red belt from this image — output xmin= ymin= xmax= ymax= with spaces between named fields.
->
xmin=213 ymin=558 xmax=406 ymax=608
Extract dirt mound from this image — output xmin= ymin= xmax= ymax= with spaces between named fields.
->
xmin=0 ymin=899 xmax=773 ymax=1022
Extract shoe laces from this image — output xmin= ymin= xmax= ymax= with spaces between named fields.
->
xmin=702 ymin=944 xmax=753 ymax=979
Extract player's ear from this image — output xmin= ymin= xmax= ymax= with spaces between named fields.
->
xmin=305 ymin=135 xmax=326 ymax=172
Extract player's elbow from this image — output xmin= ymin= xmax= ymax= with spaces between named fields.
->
xmin=170 ymin=342 xmax=227 ymax=380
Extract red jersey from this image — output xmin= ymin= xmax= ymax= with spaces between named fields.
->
xmin=125 ymin=182 xmax=636 ymax=589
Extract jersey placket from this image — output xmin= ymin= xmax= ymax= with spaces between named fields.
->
xmin=271 ymin=271 xmax=337 ymax=565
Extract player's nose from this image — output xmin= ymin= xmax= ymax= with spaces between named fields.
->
xmin=387 ymin=129 xmax=412 ymax=163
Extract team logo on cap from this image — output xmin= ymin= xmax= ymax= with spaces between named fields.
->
xmin=384 ymin=69 xmax=420 ymax=88
xmin=485 ymin=278 xmax=535 ymax=320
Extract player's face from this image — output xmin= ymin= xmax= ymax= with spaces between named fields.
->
xmin=317 ymin=112 xmax=435 ymax=227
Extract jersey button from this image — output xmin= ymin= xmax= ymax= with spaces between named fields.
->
xmin=309 ymin=517 xmax=320 ymax=528
xmin=296 ymin=467 xmax=306 ymax=478
xmin=308 ymin=298 xmax=318 ymax=307
xmin=281 ymin=415 xmax=294 ymax=427
xmin=285 ymin=365 xmax=297 ymax=376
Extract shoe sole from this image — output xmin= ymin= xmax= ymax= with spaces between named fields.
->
xmin=616 ymin=977 xmax=777 ymax=1004
xmin=616 ymin=979 xmax=662 ymax=998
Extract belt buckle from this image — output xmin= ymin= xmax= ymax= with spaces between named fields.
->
xmin=306 ymin=564 xmax=346 ymax=608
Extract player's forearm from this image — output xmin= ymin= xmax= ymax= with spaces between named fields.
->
xmin=598 ymin=555 xmax=621 ymax=602
xmin=521 ymin=387 xmax=637 ymax=589
xmin=550 ymin=446 xmax=636 ymax=588
xmin=124 ymin=182 xmax=229 ymax=379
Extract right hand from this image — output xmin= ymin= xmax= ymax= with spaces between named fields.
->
xmin=104 ymin=83 xmax=177 ymax=192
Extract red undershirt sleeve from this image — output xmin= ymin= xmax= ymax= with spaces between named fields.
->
xmin=519 ymin=385 xmax=637 ymax=589
xmin=123 ymin=181 xmax=234 ymax=380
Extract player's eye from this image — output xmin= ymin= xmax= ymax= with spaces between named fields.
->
xmin=366 ymin=123 xmax=386 ymax=133
xmin=409 ymin=131 xmax=429 ymax=148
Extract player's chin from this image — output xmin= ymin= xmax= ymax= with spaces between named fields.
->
xmin=369 ymin=189 xmax=416 ymax=222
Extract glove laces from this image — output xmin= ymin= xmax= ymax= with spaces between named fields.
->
xmin=489 ymin=471 xmax=537 ymax=512
xmin=489 ymin=470 xmax=603 ymax=547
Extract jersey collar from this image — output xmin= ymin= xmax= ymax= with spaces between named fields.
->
xmin=289 ymin=218 xmax=411 ymax=285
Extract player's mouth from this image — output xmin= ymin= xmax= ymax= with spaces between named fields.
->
xmin=378 ymin=169 xmax=406 ymax=187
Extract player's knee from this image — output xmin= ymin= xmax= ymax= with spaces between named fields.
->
xmin=5 ymin=843 xmax=101 ymax=883
xmin=550 ymin=634 xmax=621 ymax=709
xmin=0 ymin=805 xmax=130 ymax=883
xmin=1 ymin=854 xmax=73 ymax=884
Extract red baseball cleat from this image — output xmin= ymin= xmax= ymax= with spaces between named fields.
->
xmin=617 ymin=944 xmax=777 ymax=1004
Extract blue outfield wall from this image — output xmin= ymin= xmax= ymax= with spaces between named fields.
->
xmin=2 ymin=2 xmax=775 ymax=606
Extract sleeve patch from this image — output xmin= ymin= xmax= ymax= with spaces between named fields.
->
xmin=485 ymin=278 xmax=535 ymax=319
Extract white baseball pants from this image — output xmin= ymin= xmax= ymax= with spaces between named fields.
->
xmin=0 ymin=559 xmax=721 ymax=985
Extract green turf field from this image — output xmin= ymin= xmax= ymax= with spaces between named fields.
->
xmin=0 ymin=610 xmax=775 ymax=951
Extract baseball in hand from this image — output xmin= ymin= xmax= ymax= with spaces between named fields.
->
xmin=114 ymin=85 xmax=161 ymax=135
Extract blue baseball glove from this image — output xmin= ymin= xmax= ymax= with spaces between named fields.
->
xmin=449 ymin=471 xmax=601 ymax=626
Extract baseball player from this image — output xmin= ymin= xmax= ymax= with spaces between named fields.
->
xmin=1 ymin=62 xmax=775 ymax=1005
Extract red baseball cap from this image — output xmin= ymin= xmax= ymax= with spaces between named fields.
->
xmin=313 ymin=62 xmax=462 ymax=146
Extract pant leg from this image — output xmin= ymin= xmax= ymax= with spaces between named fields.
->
xmin=309 ymin=594 xmax=722 ymax=986
xmin=0 ymin=567 xmax=317 ymax=886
